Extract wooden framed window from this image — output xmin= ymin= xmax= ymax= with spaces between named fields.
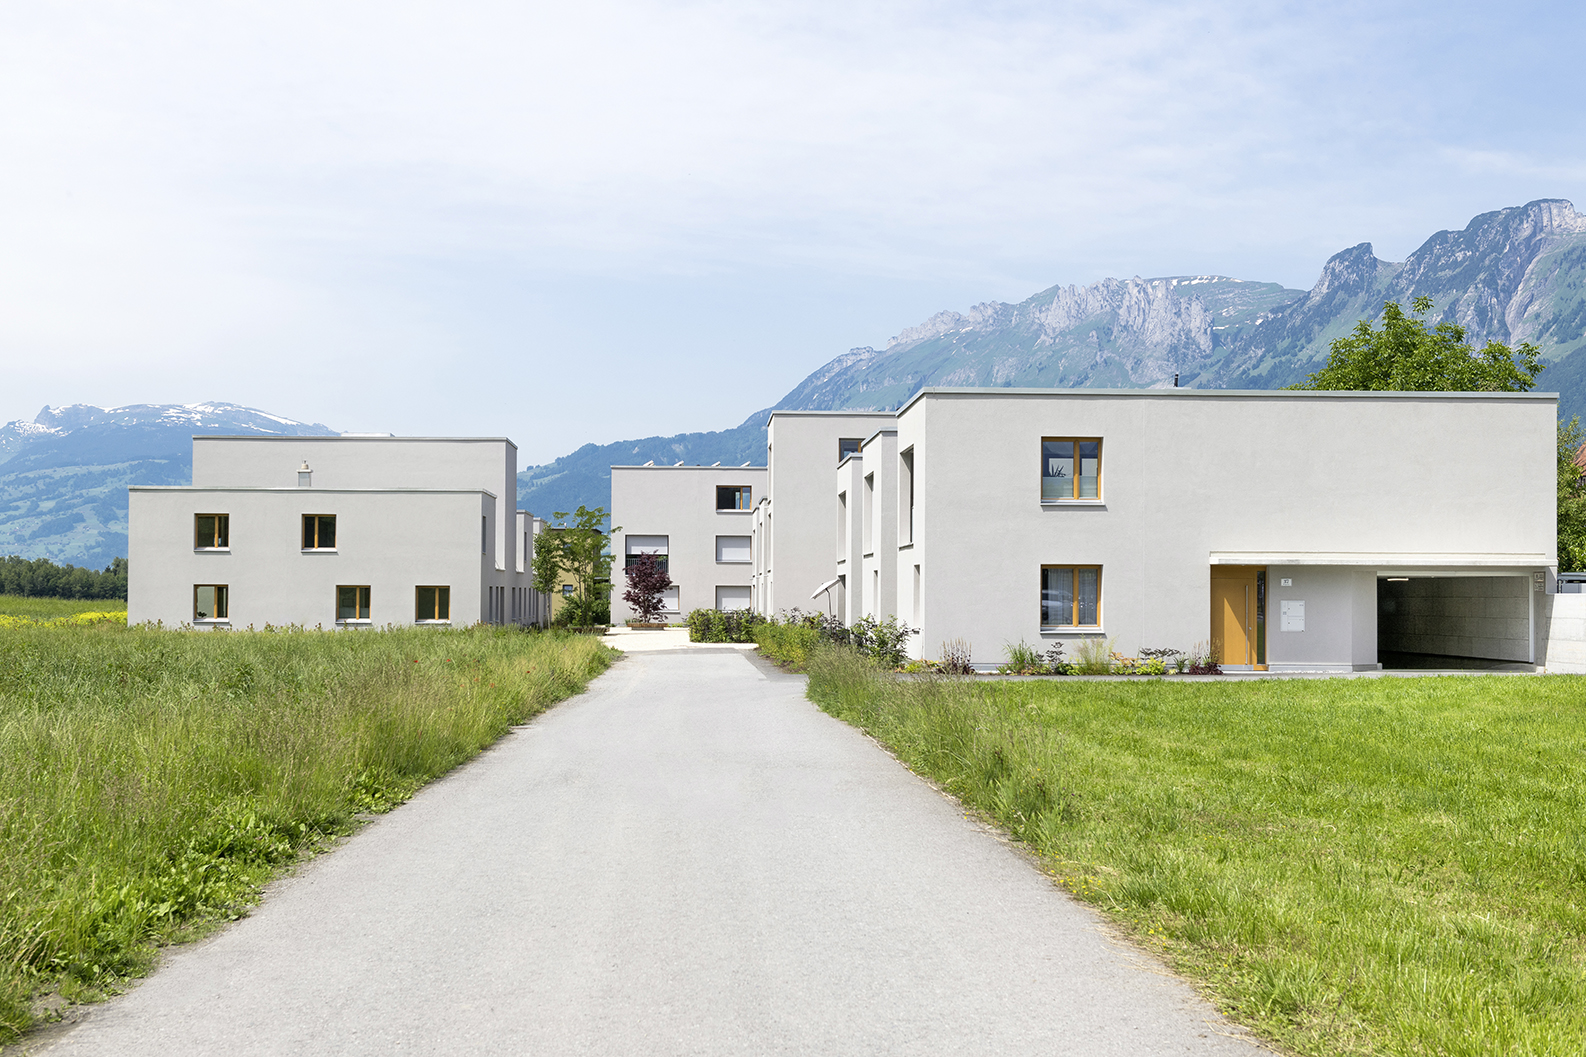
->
xmin=415 ymin=586 xmax=450 ymax=622
xmin=194 ymin=513 xmax=229 ymax=549
xmin=194 ymin=584 xmax=228 ymax=621
xmin=716 ymin=485 xmax=752 ymax=510
xmin=1042 ymin=438 xmax=1101 ymax=500
xmin=302 ymin=514 xmax=337 ymax=549
xmin=838 ymin=437 xmax=863 ymax=462
xmin=1041 ymin=566 xmax=1100 ymax=627
xmin=337 ymin=585 xmax=371 ymax=621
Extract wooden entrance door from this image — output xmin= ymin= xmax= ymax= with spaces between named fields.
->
xmin=1211 ymin=566 xmax=1262 ymax=667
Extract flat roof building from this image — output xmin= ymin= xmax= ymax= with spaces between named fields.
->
xmin=130 ymin=435 xmax=549 ymax=629
xmin=609 ymin=464 xmax=767 ymax=623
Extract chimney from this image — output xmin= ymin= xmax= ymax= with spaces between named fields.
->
xmin=297 ymin=461 xmax=312 ymax=488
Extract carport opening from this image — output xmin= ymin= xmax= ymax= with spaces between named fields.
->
xmin=1377 ymin=575 xmax=1532 ymax=671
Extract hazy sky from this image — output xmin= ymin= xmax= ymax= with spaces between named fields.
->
xmin=2 ymin=0 xmax=1583 ymax=462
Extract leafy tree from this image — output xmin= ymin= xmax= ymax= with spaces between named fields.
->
xmin=621 ymin=552 xmax=673 ymax=623
xmin=1291 ymin=297 xmax=1542 ymax=393
xmin=529 ymin=525 xmax=562 ymax=625
xmin=549 ymin=505 xmax=617 ymax=628
xmin=1560 ymin=417 xmax=1586 ymax=572
xmin=0 ymin=555 xmax=127 ymax=600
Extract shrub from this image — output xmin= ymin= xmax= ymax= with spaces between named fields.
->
xmin=1071 ymin=637 xmax=1113 ymax=675
xmin=849 ymin=615 xmax=917 ymax=669
xmin=754 ymin=620 xmax=822 ymax=668
xmin=1184 ymin=641 xmax=1222 ymax=675
xmin=685 ymin=608 xmax=765 ymax=643
xmin=939 ymin=638 xmax=974 ymax=675
xmin=752 ymin=610 xmax=917 ymax=670
xmin=999 ymin=640 xmax=1048 ymax=675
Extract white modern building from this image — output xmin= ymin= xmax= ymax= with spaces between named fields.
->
xmin=615 ymin=386 xmax=1577 ymax=670
xmin=129 ymin=435 xmax=550 ymax=629
xmin=610 ymin=387 xmax=1574 ymax=670
xmin=754 ymin=411 xmax=895 ymax=618
xmin=882 ymin=387 xmax=1557 ymax=671
xmin=609 ymin=464 xmax=767 ymax=622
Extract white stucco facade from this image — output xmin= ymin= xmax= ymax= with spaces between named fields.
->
xmin=888 ymin=388 xmax=1557 ymax=671
xmin=755 ymin=411 xmax=895 ymax=617
xmin=129 ymin=436 xmax=549 ymax=629
xmin=609 ymin=386 xmax=1564 ymax=671
xmin=609 ymin=465 xmax=767 ymax=622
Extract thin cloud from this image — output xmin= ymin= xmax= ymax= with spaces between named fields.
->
xmin=0 ymin=0 xmax=1581 ymax=456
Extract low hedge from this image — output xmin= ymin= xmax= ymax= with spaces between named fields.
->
xmin=684 ymin=608 xmax=765 ymax=643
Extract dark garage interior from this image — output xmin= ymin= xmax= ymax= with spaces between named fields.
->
xmin=1377 ymin=575 xmax=1533 ymax=670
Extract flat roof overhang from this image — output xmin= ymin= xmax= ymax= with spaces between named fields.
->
xmin=1210 ymin=551 xmax=1551 ymax=572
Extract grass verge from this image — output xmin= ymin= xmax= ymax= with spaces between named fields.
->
xmin=0 ymin=622 xmax=612 ymax=1041
xmin=804 ymin=644 xmax=1586 ymax=1057
xmin=0 ymin=595 xmax=126 ymax=620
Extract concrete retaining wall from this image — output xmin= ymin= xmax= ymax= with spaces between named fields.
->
xmin=1540 ymin=593 xmax=1586 ymax=673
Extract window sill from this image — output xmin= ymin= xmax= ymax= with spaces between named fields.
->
xmin=715 ymin=509 xmax=754 ymax=515
xmin=194 ymin=619 xmax=231 ymax=626
xmin=898 ymin=542 xmax=914 ymax=550
xmin=194 ymin=547 xmax=230 ymax=554
xmin=337 ymin=619 xmax=373 ymax=626
xmin=862 ymin=551 xmax=874 ymax=559
xmin=1040 ymin=500 xmax=1106 ymax=508
xmin=1040 ymin=627 xmax=1104 ymax=635
xmin=301 ymin=548 xmax=338 ymax=554
xmin=415 ymin=619 xmax=451 ymax=625
xmin=716 ymin=560 xmax=751 ymax=565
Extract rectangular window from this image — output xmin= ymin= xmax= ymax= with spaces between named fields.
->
xmin=899 ymin=448 xmax=914 ymax=543
xmin=715 ymin=535 xmax=751 ymax=563
xmin=415 ymin=585 xmax=450 ymax=622
xmin=716 ymin=485 xmax=752 ymax=510
xmin=194 ymin=584 xmax=228 ymax=621
xmin=337 ymin=585 xmax=371 ymax=621
xmin=194 ymin=513 xmax=229 ymax=549
xmin=716 ymin=585 xmax=752 ymax=610
xmin=837 ymin=491 xmax=848 ymax=555
xmin=838 ymin=437 xmax=862 ymax=462
xmin=862 ymin=473 xmax=874 ymax=552
xmin=482 ymin=516 xmax=488 ymax=554
xmin=561 ymin=584 xmax=575 ymax=596
xmin=302 ymin=514 xmax=337 ymax=549
xmin=1042 ymin=438 xmax=1101 ymax=500
xmin=1041 ymin=566 xmax=1101 ymax=627
xmin=626 ymin=534 xmax=669 ymax=572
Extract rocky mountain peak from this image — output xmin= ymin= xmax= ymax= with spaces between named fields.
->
xmin=1308 ymin=243 xmax=1385 ymax=300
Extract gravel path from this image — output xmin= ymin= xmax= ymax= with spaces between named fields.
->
xmin=35 ymin=647 xmax=1268 ymax=1056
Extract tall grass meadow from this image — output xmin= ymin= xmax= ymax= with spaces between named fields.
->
xmin=0 ymin=621 xmax=611 ymax=1040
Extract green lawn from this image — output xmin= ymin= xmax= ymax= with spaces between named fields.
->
xmin=0 ymin=622 xmax=612 ymax=1042
xmin=805 ymin=648 xmax=1586 ymax=1057
xmin=0 ymin=594 xmax=126 ymax=619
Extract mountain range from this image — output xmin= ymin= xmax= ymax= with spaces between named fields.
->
xmin=515 ymin=198 xmax=1586 ymax=518
xmin=5 ymin=198 xmax=1586 ymax=563
xmin=0 ymin=404 xmax=335 ymax=569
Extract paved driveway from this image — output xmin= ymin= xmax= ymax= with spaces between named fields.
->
xmin=36 ymin=648 xmax=1266 ymax=1056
